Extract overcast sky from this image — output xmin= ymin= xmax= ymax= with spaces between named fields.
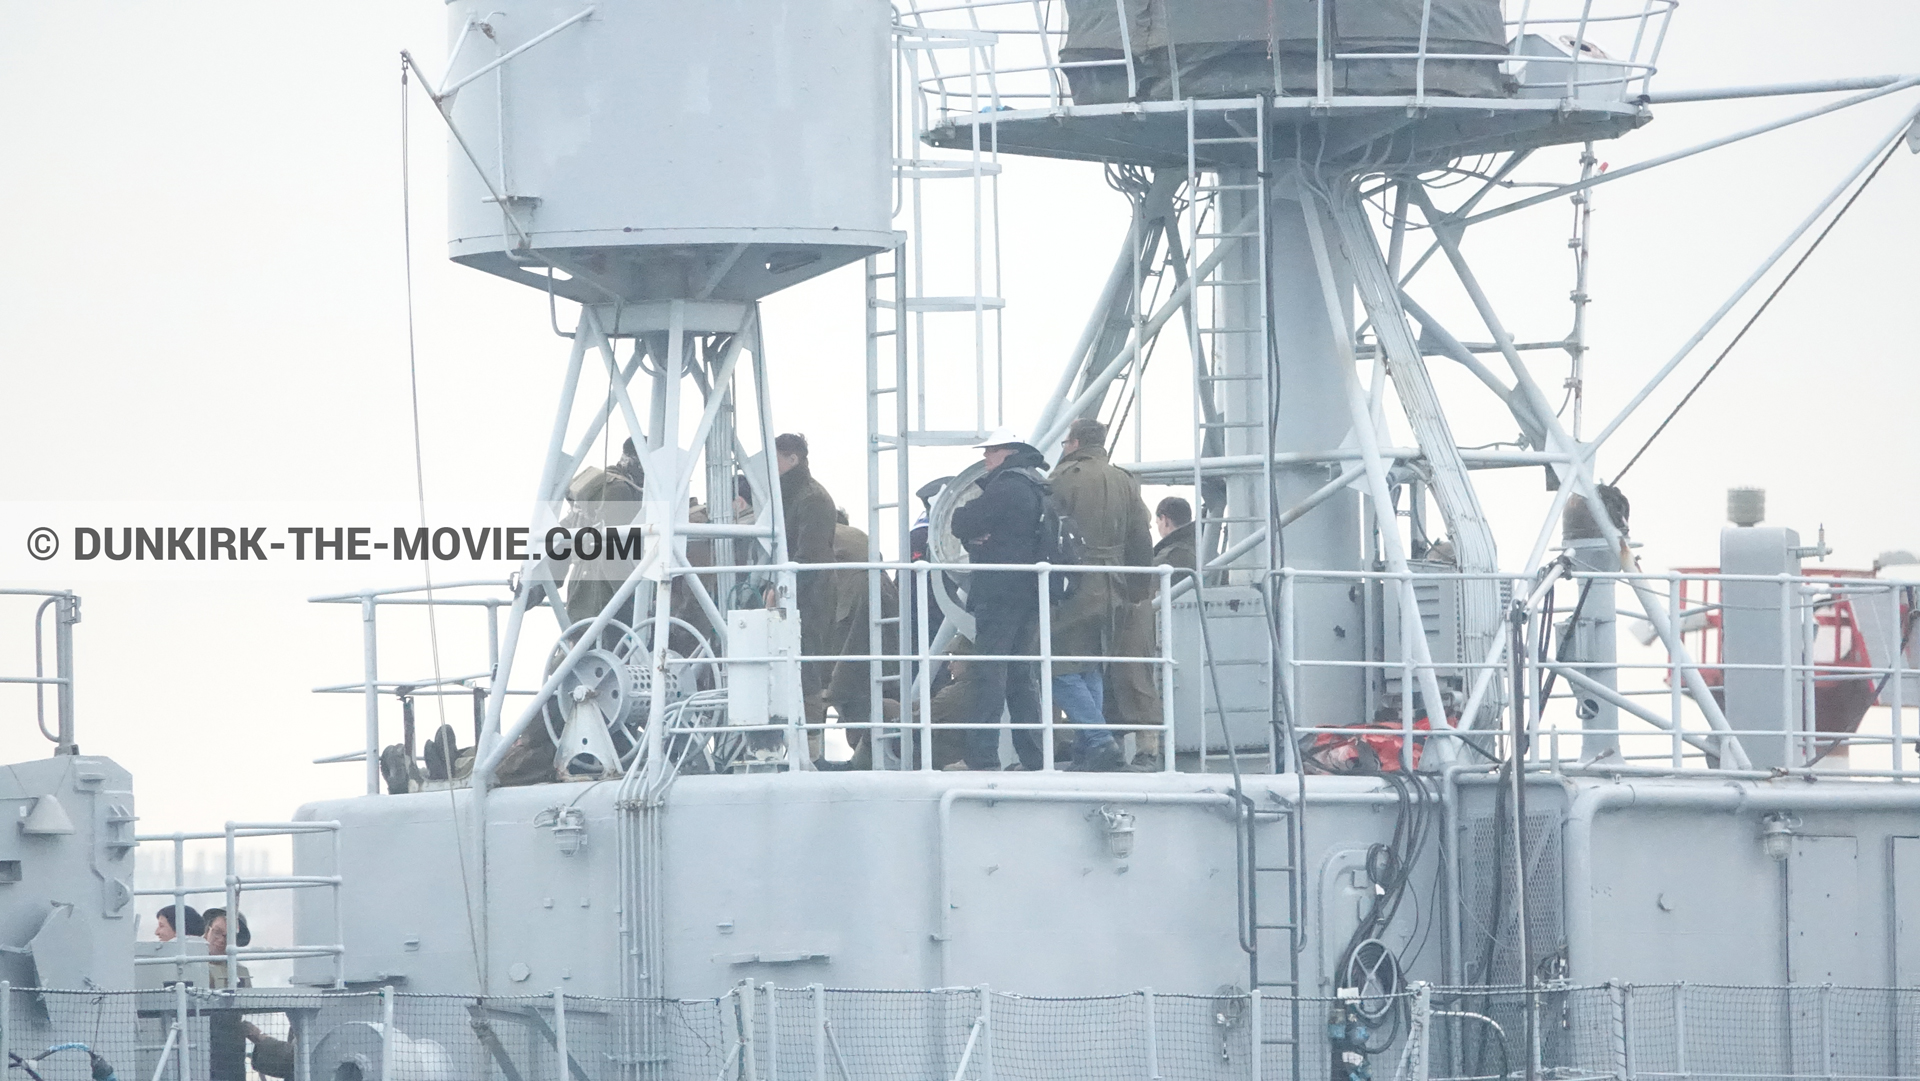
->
xmin=0 ymin=2 xmax=1915 ymax=829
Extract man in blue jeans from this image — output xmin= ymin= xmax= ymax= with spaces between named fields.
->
xmin=948 ymin=428 xmax=1049 ymax=770
xmin=1045 ymin=417 xmax=1147 ymax=772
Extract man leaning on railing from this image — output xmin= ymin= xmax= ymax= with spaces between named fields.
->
xmin=202 ymin=909 xmax=295 ymax=1080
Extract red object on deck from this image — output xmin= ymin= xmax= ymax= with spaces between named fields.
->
xmin=1670 ymin=567 xmax=1897 ymax=739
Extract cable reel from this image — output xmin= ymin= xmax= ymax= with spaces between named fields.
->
xmin=543 ymin=616 xmax=716 ymax=776
xmin=925 ymin=459 xmax=989 ymax=641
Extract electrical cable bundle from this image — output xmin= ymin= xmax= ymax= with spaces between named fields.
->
xmin=1332 ymin=770 xmax=1436 ymax=1053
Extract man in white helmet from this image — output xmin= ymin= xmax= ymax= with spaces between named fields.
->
xmin=947 ymin=427 xmax=1049 ymax=770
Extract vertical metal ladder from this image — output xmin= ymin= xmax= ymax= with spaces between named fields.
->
xmin=861 ymin=23 xmax=1007 ymax=767
xmin=864 ymin=244 xmax=911 ymax=765
xmin=1182 ymin=100 xmax=1280 ymax=772
xmin=1240 ymin=792 xmax=1304 ymax=1079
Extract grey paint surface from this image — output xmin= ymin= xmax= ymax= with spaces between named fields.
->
xmin=0 ymin=756 xmax=135 ymax=991
xmin=1890 ymin=836 xmax=1920 ymax=987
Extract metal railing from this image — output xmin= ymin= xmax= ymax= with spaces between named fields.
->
xmin=309 ymin=580 xmax=517 ymax=794
xmin=0 ymin=589 xmax=80 ymax=756
xmin=1275 ymin=565 xmax=1918 ymax=780
xmin=316 ymin=561 xmax=1186 ymax=779
xmin=132 ymin=822 xmax=345 ymax=1081
xmin=3 ymin=980 xmax=1915 ymax=1081
xmin=314 ymin=556 xmax=1919 ymax=783
xmin=896 ymin=0 xmax=1676 ymax=123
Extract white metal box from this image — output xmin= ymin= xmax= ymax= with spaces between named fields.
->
xmin=442 ymin=0 xmax=896 ymax=302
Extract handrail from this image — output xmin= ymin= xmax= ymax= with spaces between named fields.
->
xmin=312 ymin=554 xmax=1917 ymax=780
xmin=132 ymin=819 xmax=346 ymax=1078
xmin=896 ymin=0 xmax=1677 ymax=119
xmin=0 ymin=590 xmax=79 ymax=755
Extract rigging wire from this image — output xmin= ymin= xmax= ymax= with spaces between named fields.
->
xmin=1611 ymin=135 xmax=1902 ymax=485
xmin=401 ymin=56 xmax=483 ymax=983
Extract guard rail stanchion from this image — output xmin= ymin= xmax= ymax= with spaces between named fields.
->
xmin=554 ymin=988 xmax=570 ymax=1081
xmin=764 ymin=981 xmax=780 ymax=1081
xmin=1038 ymin=565 xmax=1055 ymax=772
xmin=811 ymin=983 xmax=826 ymax=1081
xmin=1159 ymin=564 xmax=1175 ymax=774
xmin=916 ymin=565 xmax=934 ymax=772
xmin=1669 ymin=575 xmax=1684 ymax=768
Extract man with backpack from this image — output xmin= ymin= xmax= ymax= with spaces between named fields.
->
xmin=1047 ymin=417 xmax=1149 ymax=771
xmin=947 ymin=428 xmax=1051 ymax=770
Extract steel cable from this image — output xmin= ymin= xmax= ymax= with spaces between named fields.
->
xmin=1611 ymin=135 xmax=1903 ymax=485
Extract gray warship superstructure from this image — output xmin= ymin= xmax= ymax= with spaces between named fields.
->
xmin=4 ymin=3 xmax=1920 ymax=1080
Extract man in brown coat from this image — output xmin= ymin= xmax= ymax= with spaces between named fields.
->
xmin=777 ymin=433 xmax=838 ymax=756
xmin=1096 ymin=495 xmax=1198 ymax=769
xmin=826 ymin=511 xmax=904 ymax=764
xmin=1047 ymin=417 xmax=1151 ymax=771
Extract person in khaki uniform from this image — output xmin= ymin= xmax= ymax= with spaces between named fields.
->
xmin=776 ymin=433 xmax=838 ymax=757
xmin=826 ymin=511 xmax=903 ymax=765
xmin=1046 ymin=417 xmax=1152 ymax=771
xmin=560 ymin=439 xmax=646 ymax=626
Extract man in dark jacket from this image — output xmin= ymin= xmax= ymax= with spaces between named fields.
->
xmin=777 ymin=433 xmax=838 ymax=754
xmin=948 ymin=428 xmax=1048 ymax=770
xmin=1152 ymin=495 xmax=1198 ymax=573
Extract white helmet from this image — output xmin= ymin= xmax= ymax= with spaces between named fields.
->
xmin=972 ymin=425 xmax=1028 ymax=449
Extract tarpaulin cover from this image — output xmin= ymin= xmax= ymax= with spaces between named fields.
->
xmin=1060 ymin=0 xmax=1511 ymax=102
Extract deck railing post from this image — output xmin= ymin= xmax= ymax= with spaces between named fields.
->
xmin=1038 ymin=566 xmax=1055 ymax=771
xmin=980 ymin=984 xmax=994 ymax=1081
xmin=380 ymin=986 xmax=395 ymax=1081
xmin=1143 ymin=987 xmax=1161 ymax=1081
xmin=812 ymin=983 xmax=826 ymax=1081
xmin=1249 ymin=989 xmax=1262 ymax=1081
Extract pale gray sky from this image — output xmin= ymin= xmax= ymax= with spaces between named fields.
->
xmin=0 ymin=2 xmax=1915 ymax=828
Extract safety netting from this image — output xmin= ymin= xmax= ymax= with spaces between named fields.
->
xmin=6 ymin=982 xmax=1916 ymax=1081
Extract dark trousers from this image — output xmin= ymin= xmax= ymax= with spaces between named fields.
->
xmin=964 ymin=593 xmax=1044 ymax=770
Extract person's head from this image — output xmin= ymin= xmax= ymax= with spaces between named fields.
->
xmin=915 ymin=476 xmax=954 ymax=510
xmin=982 ymin=444 xmax=1020 ymax=471
xmin=974 ymin=426 xmax=1030 ymax=472
xmin=1155 ymin=496 xmax=1192 ymax=539
xmin=621 ymin=437 xmax=637 ymax=460
xmin=774 ymin=433 xmax=808 ymax=475
xmin=734 ymin=474 xmax=754 ymax=514
xmin=154 ymin=904 xmax=202 ymax=942
xmin=1061 ymin=417 xmax=1107 ymax=458
xmin=202 ymin=908 xmax=250 ymax=955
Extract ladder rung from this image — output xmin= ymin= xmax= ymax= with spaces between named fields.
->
xmin=1196 ymin=184 xmax=1262 ymax=192
xmin=1197 ymin=231 xmax=1261 ymax=240
xmin=1200 ymin=374 xmax=1263 ymax=381
xmin=872 ymin=296 xmax=1007 ymax=312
